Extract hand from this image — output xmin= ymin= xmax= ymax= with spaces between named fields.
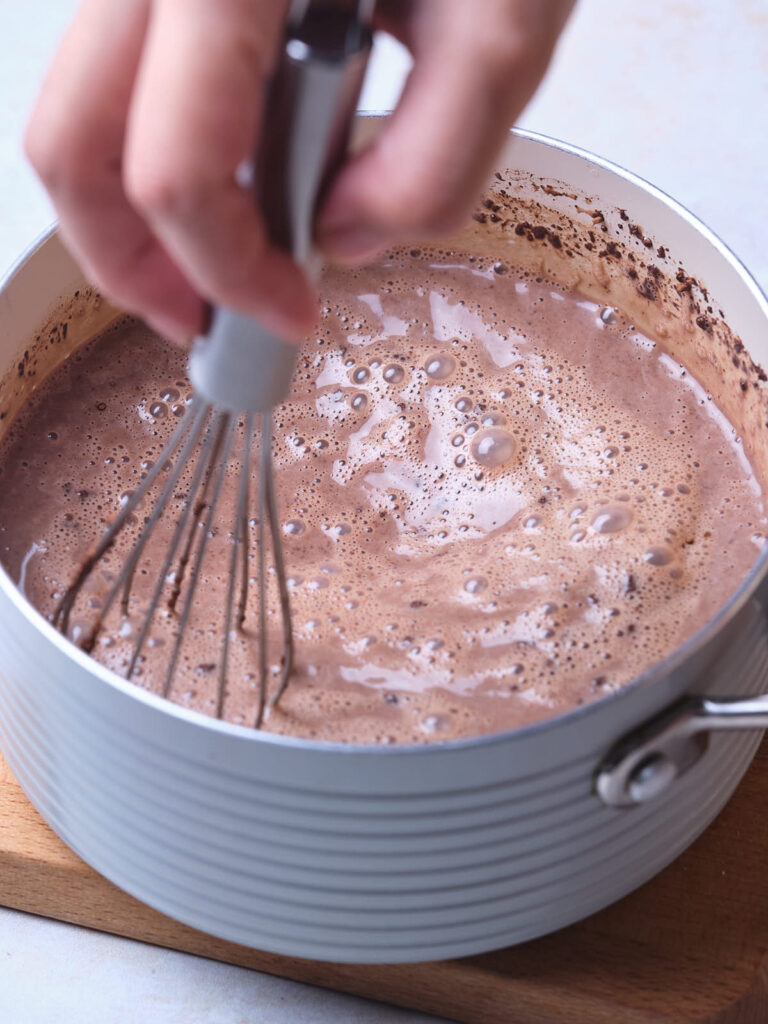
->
xmin=25 ymin=0 xmax=574 ymax=347
xmin=319 ymin=0 xmax=575 ymax=262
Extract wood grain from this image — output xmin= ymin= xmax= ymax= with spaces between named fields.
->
xmin=1 ymin=745 xmax=767 ymax=1024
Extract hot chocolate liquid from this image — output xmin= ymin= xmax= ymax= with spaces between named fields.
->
xmin=0 ymin=250 xmax=764 ymax=742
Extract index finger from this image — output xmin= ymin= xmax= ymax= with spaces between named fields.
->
xmin=124 ymin=0 xmax=317 ymax=341
xmin=24 ymin=0 xmax=205 ymax=342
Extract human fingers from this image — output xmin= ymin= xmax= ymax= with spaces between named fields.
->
xmin=24 ymin=0 xmax=205 ymax=344
xmin=318 ymin=0 xmax=575 ymax=262
xmin=124 ymin=0 xmax=317 ymax=343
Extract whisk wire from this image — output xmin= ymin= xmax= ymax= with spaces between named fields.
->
xmin=113 ymin=400 xmax=210 ymax=621
xmin=162 ymin=413 xmax=235 ymax=698
xmin=55 ymin=403 xmax=296 ymax=722
xmin=255 ymin=419 xmax=270 ymax=728
xmin=263 ymin=411 xmax=295 ymax=707
xmin=166 ymin=411 xmax=229 ymax=616
xmin=236 ymin=477 xmax=251 ymax=630
xmin=217 ymin=414 xmax=253 ymax=719
xmin=52 ymin=397 xmax=202 ymax=637
xmin=125 ymin=404 xmax=222 ymax=681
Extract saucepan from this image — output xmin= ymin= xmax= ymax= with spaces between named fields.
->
xmin=1 ymin=121 xmax=768 ymax=964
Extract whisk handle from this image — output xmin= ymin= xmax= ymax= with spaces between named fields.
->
xmin=188 ymin=4 xmax=372 ymax=413
xmin=259 ymin=2 xmax=374 ymax=272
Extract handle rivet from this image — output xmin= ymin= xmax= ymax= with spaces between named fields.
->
xmin=627 ymin=753 xmax=677 ymax=804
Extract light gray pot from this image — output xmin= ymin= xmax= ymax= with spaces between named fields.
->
xmin=1 ymin=128 xmax=767 ymax=964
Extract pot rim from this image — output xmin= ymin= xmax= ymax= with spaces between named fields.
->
xmin=2 ymin=126 xmax=767 ymax=756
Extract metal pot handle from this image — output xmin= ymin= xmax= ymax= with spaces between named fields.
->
xmin=595 ymin=695 xmax=768 ymax=807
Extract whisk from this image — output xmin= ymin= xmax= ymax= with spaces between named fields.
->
xmin=53 ymin=0 xmax=373 ymax=726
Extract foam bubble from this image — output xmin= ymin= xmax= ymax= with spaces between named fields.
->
xmin=464 ymin=577 xmax=487 ymax=594
xmin=470 ymin=428 xmax=516 ymax=468
xmin=643 ymin=545 xmax=673 ymax=566
xmin=424 ymin=354 xmax=456 ymax=381
xmin=383 ymin=364 xmax=405 ymax=384
xmin=591 ymin=505 xmax=633 ymax=534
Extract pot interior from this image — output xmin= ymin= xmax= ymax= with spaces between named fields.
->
xmin=1 ymin=130 xmax=767 ymax=738
xmin=4 ymin=135 xmax=766 ymax=476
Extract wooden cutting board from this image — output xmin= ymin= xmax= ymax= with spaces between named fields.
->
xmin=2 ymin=745 xmax=767 ymax=1024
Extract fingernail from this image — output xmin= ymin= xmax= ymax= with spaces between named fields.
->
xmin=318 ymin=223 xmax=390 ymax=263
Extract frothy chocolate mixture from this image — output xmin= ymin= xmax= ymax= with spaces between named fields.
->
xmin=0 ymin=249 xmax=765 ymax=742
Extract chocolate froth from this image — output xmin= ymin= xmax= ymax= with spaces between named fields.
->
xmin=0 ymin=249 xmax=764 ymax=743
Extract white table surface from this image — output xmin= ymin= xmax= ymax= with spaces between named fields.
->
xmin=1 ymin=2 xmax=767 ymax=1022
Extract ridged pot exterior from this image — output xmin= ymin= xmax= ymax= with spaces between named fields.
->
xmin=1 ymin=591 xmax=766 ymax=962
xmin=1 ymin=130 xmax=768 ymax=963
